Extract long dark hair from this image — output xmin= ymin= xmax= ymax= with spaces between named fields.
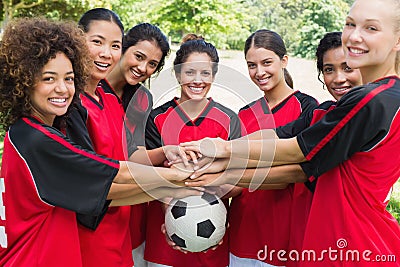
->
xmin=244 ymin=29 xmax=293 ymax=88
xmin=315 ymin=32 xmax=342 ymax=86
xmin=78 ymin=8 xmax=124 ymax=35
xmin=123 ymin=23 xmax=170 ymax=75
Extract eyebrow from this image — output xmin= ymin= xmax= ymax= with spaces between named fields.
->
xmin=42 ymin=71 xmax=74 ymax=75
xmin=136 ymin=51 xmax=160 ymax=63
xmin=90 ymin=34 xmax=122 ymax=43
xmin=346 ymin=15 xmax=380 ymax=23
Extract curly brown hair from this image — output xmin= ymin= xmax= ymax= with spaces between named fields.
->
xmin=0 ymin=17 xmax=91 ymax=133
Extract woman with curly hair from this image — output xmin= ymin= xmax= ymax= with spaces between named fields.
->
xmin=0 ymin=17 xmax=196 ymax=267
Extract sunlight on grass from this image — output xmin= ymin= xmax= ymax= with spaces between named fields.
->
xmin=388 ymin=180 xmax=400 ymax=223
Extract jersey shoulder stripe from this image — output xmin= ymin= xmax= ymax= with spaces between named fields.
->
xmin=306 ymin=78 xmax=395 ymax=160
xmin=23 ymin=117 xmax=119 ymax=168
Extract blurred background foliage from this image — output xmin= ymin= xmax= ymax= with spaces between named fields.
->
xmin=1 ymin=0 xmax=352 ymax=58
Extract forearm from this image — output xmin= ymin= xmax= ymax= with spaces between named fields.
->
xmin=114 ymin=161 xmax=190 ymax=185
xmin=238 ymin=129 xmax=277 ymax=140
xmin=228 ymin=137 xmax=306 ymax=164
xmin=128 ymin=146 xmax=159 ymax=166
xmin=110 ymin=186 xmax=201 ymax=206
xmin=110 ymin=188 xmax=157 ymax=206
xmin=225 ymin=164 xmax=307 ymax=185
xmin=236 ymin=182 xmax=289 ymax=190
xmin=133 ymin=146 xmax=169 ymax=166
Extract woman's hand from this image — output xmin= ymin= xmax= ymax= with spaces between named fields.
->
xmin=180 ymin=137 xmax=230 ymax=158
xmin=163 ymin=145 xmax=201 ymax=167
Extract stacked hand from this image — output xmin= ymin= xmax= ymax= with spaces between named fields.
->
xmin=179 ymin=137 xmax=230 ymax=158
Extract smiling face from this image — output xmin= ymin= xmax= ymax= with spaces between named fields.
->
xmin=120 ymin=40 xmax=163 ymax=85
xmin=246 ymin=47 xmax=287 ymax=93
xmin=176 ymin=52 xmax=215 ymax=102
xmin=322 ymin=47 xmax=362 ymax=100
xmin=85 ymin=20 xmax=122 ymax=82
xmin=342 ymin=0 xmax=400 ymax=81
xmin=30 ymin=53 xmax=75 ymax=125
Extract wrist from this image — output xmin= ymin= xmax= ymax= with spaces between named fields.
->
xmin=223 ymin=140 xmax=231 ymax=158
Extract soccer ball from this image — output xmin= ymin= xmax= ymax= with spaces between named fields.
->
xmin=165 ymin=193 xmax=227 ymax=252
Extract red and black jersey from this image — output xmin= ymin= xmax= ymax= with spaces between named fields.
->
xmin=230 ymin=91 xmax=318 ymax=266
xmin=102 ymin=80 xmax=153 ymax=147
xmin=272 ymin=100 xmax=336 ymax=264
xmin=66 ymin=83 xmax=136 ymax=267
xmin=276 ymin=100 xmax=336 ymax=139
xmin=144 ymin=97 xmax=241 ymax=267
xmin=101 ymin=79 xmax=151 ymax=249
xmin=297 ymin=76 xmax=400 ymax=266
xmin=0 ymin=117 xmax=118 ymax=267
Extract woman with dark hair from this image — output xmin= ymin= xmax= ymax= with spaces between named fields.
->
xmin=227 ymin=29 xmax=318 ymax=267
xmin=104 ymin=22 xmax=171 ymax=267
xmin=183 ymin=0 xmax=400 ymax=264
xmin=143 ymin=34 xmax=241 ymax=267
xmin=66 ymin=9 xmax=195 ymax=267
xmin=0 ymin=17 xmax=193 ymax=267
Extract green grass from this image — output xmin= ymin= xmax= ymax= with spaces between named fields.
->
xmin=388 ymin=181 xmax=400 ymax=223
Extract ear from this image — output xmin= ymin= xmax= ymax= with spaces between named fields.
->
xmin=281 ymin=55 xmax=289 ymax=68
xmin=394 ymin=33 xmax=400 ymax=52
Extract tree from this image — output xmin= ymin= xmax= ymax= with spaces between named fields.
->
xmin=293 ymin=0 xmax=349 ymax=59
xmin=1 ymin=0 xmax=112 ymax=27
xmin=144 ymin=0 xmax=252 ymax=49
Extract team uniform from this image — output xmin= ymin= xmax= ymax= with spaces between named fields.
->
xmin=230 ymin=91 xmax=318 ymax=266
xmin=144 ymin=97 xmax=241 ymax=267
xmin=297 ymin=76 xmax=400 ymax=266
xmin=275 ymin=100 xmax=337 ymax=264
xmin=67 ymin=81 xmax=137 ymax=267
xmin=102 ymin=80 xmax=152 ymax=266
xmin=0 ymin=116 xmax=118 ymax=267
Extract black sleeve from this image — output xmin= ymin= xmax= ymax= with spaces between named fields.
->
xmin=275 ymin=110 xmax=313 ymax=138
xmin=13 ymin=121 xmax=118 ymax=218
xmin=145 ymin=111 xmax=163 ymax=150
xmin=228 ymin=113 xmax=242 ymax=140
xmin=298 ymin=93 xmax=319 ymax=116
xmin=125 ymin=122 xmax=139 ymax=157
xmin=125 ymin=85 xmax=153 ymax=147
xmin=66 ymin=101 xmax=94 ymax=151
xmin=297 ymin=87 xmax=392 ymax=178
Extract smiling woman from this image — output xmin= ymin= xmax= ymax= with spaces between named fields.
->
xmin=143 ymin=34 xmax=241 ymax=267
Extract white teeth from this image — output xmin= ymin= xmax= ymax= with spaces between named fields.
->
xmin=349 ymin=48 xmax=366 ymax=54
xmin=189 ymin=86 xmax=203 ymax=93
xmin=258 ymin=77 xmax=270 ymax=83
xmin=95 ymin=62 xmax=109 ymax=68
xmin=49 ymin=98 xmax=66 ymax=103
xmin=130 ymin=69 xmax=142 ymax=77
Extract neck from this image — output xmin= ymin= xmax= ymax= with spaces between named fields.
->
xmin=177 ymin=97 xmax=209 ymax=120
xmin=86 ymin=78 xmax=101 ymax=101
xmin=359 ymin=54 xmax=398 ymax=84
xmin=360 ymin=65 xmax=398 ymax=84
xmin=107 ymin=64 xmax=125 ymax=98
xmin=31 ymin=112 xmax=54 ymax=126
xmin=264 ymin=83 xmax=294 ymax=108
